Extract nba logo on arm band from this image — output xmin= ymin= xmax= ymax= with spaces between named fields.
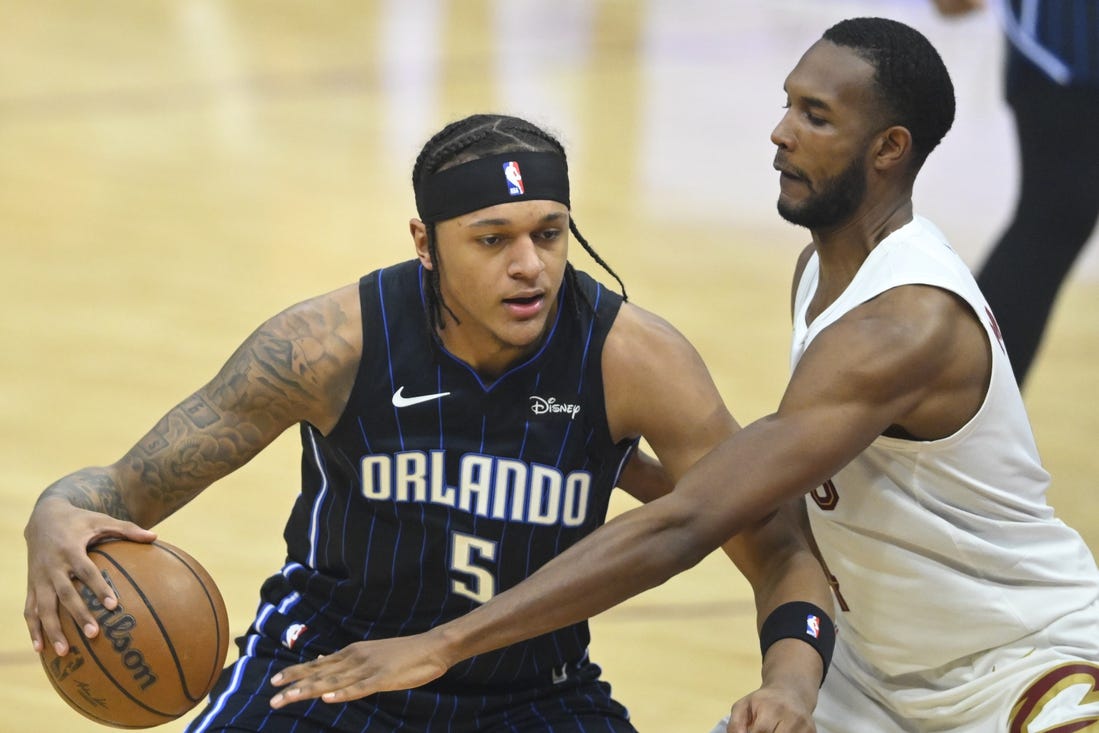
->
xmin=760 ymin=601 xmax=836 ymax=683
xmin=414 ymin=151 xmax=571 ymax=223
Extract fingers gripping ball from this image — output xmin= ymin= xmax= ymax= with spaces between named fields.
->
xmin=39 ymin=539 xmax=230 ymax=728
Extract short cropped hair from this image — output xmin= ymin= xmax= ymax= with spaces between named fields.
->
xmin=823 ymin=17 xmax=956 ymax=168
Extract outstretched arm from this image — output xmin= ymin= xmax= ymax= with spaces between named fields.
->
xmin=399 ymin=284 xmax=983 ymax=665
xmin=24 ymin=285 xmax=362 ymax=656
xmin=267 ymin=283 xmax=984 ymax=710
xmin=600 ymin=305 xmax=831 ymax=730
xmin=270 ymin=301 xmax=836 ymax=728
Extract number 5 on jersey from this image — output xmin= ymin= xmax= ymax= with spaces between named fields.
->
xmin=450 ymin=531 xmax=498 ymax=603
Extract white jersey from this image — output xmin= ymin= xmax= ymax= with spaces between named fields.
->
xmin=792 ymin=216 xmax=1099 ymax=679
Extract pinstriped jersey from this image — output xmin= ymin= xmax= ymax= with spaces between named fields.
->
xmin=259 ymin=259 xmax=636 ymax=689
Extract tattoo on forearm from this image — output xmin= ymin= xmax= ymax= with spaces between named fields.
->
xmin=181 ymin=394 xmax=219 ymax=428
xmin=141 ymin=416 xmax=171 ymax=455
xmin=40 ymin=470 xmax=135 ymax=521
xmin=139 ymin=396 xmax=219 ymax=457
xmin=40 ymin=296 xmax=356 ymax=523
xmin=127 ymin=399 xmax=242 ymax=514
xmin=119 ymin=318 xmax=329 ymax=513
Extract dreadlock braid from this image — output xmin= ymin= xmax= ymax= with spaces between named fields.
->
xmin=411 ymin=114 xmax=626 ymax=333
xmin=569 ymin=217 xmax=627 ymax=302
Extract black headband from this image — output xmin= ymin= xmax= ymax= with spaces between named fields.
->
xmin=414 ymin=152 xmax=571 ymax=223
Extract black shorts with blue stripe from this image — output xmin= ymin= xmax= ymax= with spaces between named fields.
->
xmin=184 ymin=634 xmax=636 ymax=733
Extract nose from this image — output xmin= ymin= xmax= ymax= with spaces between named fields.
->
xmin=508 ymin=235 xmax=545 ymax=279
xmin=771 ymin=111 xmax=793 ymax=150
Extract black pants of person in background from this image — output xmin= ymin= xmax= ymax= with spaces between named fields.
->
xmin=976 ymin=47 xmax=1099 ymax=386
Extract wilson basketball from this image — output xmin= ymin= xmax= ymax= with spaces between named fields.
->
xmin=39 ymin=539 xmax=230 ymax=728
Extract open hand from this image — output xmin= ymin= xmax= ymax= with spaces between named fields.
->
xmin=269 ymin=634 xmax=451 ymax=708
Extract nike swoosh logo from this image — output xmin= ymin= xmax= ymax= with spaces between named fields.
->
xmin=392 ymin=386 xmax=451 ymax=408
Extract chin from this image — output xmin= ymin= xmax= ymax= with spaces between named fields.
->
xmin=502 ymin=319 xmax=550 ymax=349
xmin=777 ymin=200 xmax=802 ymax=226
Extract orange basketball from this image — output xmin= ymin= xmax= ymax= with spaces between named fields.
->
xmin=39 ymin=539 xmax=230 ymax=729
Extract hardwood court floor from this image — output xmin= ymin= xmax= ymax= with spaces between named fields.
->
xmin=2 ymin=2 xmax=1096 ymax=731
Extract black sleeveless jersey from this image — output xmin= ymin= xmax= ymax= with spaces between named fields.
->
xmin=257 ymin=259 xmax=636 ymax=690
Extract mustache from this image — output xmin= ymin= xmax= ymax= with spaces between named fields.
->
xmin=772 ymin=154 xmax=810 ymax=183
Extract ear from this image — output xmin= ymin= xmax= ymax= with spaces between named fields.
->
xmin=409 ymin=218 xmax=433 ymax=270
xmin=872 ymin=125 xmax=912 ymax=172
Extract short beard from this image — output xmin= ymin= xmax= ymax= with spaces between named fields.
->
xmin=777 ymin=156 xmax=867 ymax=230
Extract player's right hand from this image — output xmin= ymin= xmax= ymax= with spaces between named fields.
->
xmin=24 ymin=496 xmax=156 ymax=656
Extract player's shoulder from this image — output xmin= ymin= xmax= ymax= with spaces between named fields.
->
xmin=608 ymin=301 xmax=690 ymax=348
xmin=279 ymin=281 xmax=361 ymax=317
xmin=602 ymin=302 xmax=729 ymax=449
xmin=857 ymin=280 xmax=972 ymax=332
xmin=604 ymin=302 xmax=706 ymax=380
xmin=265 ymin=282 xmax=364 ymax=353
xmin=823 ymin=283 xmax=978 ymax=388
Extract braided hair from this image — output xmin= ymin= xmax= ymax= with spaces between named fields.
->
xmin=411 ymin=114 xmax=626 ymax=333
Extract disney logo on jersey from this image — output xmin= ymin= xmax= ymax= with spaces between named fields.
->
xmin=530 ymin=395 xmax=581 ymax=420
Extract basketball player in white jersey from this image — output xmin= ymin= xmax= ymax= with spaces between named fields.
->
xmin=246 ymin=18 xmax=1099 ymax=732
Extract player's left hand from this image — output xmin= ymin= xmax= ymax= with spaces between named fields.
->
xmin=723 ymin=685 xmax=816 ymax=733
xmin=268 ymin=635 xmax=450 ymax=708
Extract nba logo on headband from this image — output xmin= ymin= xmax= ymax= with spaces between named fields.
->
xmin=414 ymin=152 xmax=569 ymax=222
xmin=503 ymin=161 xmax=525 ymax=195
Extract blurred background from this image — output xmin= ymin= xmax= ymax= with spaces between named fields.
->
xmin=3 ymin=1 xmax=1096 ymax=730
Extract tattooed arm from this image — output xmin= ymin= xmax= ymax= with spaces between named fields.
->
xmin=24 ymin=283 xmax=363 ymax=656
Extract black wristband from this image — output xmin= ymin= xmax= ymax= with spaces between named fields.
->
xmin=759 ymin=601 xmax=835 ymax=683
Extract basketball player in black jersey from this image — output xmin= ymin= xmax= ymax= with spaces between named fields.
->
xmin=25 ymin=114 xmax=833 ymax=732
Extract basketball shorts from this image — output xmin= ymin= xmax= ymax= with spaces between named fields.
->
xmin=814 ymin=600 xmax=1099 ymax=732
xmin=708 ymin=600 xmax=1099 ymax=732
xmin=183 ymin=634 xmax=636 ymax=733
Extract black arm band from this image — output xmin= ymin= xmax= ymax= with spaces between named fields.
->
xmin=759 ymin=601 xmax=836 ymax=683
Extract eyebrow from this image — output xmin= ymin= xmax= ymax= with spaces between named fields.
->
xmin=803 ymin=95 xmax=832 ymax=112
xmin=466 ymin=211 xmax=568 ymax=228
xmin=784 ymin=84 xmax=834 ymax=113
